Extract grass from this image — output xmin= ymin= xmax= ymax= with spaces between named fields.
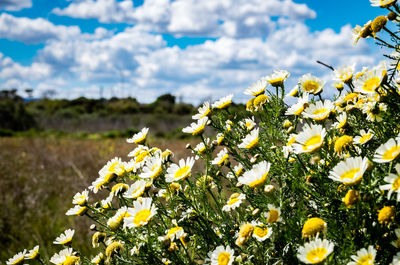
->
xmin=0 ymin=136 xmax=195 ymax=263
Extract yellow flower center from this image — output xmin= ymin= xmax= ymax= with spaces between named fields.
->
xmin=239 ymin=223 xmax=254 ymax=238
xmin=174 ymin=166 xmax=191 ymax=180
xmin=130 ymin=186 xmax=144 ymax=198
xmin=63 ymin=256 xmax=80 ymax=265
xmin=363 ymin=77 xmax=380 ymax=92
xmin=340 ymin=168 xmax=361 ymax=185
xmin=303 ymin=135 xmax=322 ymax=152
xmin=217 ymin=252 xmax=231 ymax=265
xmin=193 ymin=124 xmax=206 ymax=136
xmin=12 ymin=255 xmax=24 ymax=265
xmin=60 ymin=238 xmax=73 ymax=245
xmin=227 ymin=197 xmax=240 ymax=205
xmin=305 ymin=248 xmax=328 ymax=264
xmin=312 ymin=108 xmax=328 ymax=115
xmin=357 ymin=254 xmax=373 ymax=265
xmin=302 ymin=218 xmax=326 ymax=238
xmin=246 ymin=138 xmax=259 ymax=149
xmin=287 ymin=136 xmax=296 ymax=146
xmin=249 ymin=171 xmax=269 ymax=188
xmin=334 ymin=135 xmax=353 ymax=153
xmin=359 ymin=134 xmax=371 ymax=144
xmin=267 ymin=209 xmax=279 ymax=223
xmin=133 ymin=209 xmax=152 ymax=226
xmin=150 ymin=165 xmax=162 ymax=179
xmin=136 ymin=151 xmax=150 ymax=163
xmin=378 ymin=206 xmax=395 ymax=225
xmin=343 ymin=190 xmax=360 ymax=208
xmin=303 ymin=80 xmax=320 ymax=93
xmin=254 ymin=226 xmax=269 ymax=238
xmin=134 ymin=135 xmax=146 ymax=144
xmin=200 ymin=108 xmax=210 ymax=119
xmin=167 ymin=227 xmax=183 ymax=238
xmin=392 ymin=176 xmax=400 ymax=191
xmin=382 ymin=145 xmax=400 ymax=161
xmin=294 ymin=105 xmax=305 ymax=116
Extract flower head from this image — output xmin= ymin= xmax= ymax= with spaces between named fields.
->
xmin=238 ymin=128 xmax=259 ymax=149
xmin=127 ymin=127 xmax=149 ymax=144
xmin=333 ymin=64 xmax=355 ymax=83
xmin=265 ymin=204 xmax=281 ymax=224
xmin=353 ymin=129 xmax=374 ymax=145
xmin=222 ymin=193 xmax=245 ymax=212
xmin=53 ymin=229 xmax=75 ymax=245
xmin=374 ymin=138 xmax=400 ymax=163
xmin=302 ymin=100 xmax=334 ymax=121
xmin=182 ymin=117 xmax=208 ymax=136
xmin=207 ymin=245 xmax=234 ymax=265
xmin=263 ymin=70 xmax=290 ymax=87
xmin=245 ymin=79 xmax=267 ymax=96
xmin=165 ymin=157 xmax=195 ymax=182
xmin=329 ymin=157 xmax=369 ymax=185
xmin=297 ymin=238 xmax=334 ymax=264
xmin=302 ymin=218 xmax=327 ymax=238
xmin=50 ymin=248 xmax=80 ymax=265
xmin=6 ymin=250 xmax=26 ymax=265
xmin=72 ymin=190 xmax=89 ymax=206
xmin=380 ymin=164 xmax=400 ymax=201
xmin=212 ymin=94 xmax=233 ymax=109
xmin=211 ymin=148 xmax=229 ymax=166
xmin=291 ymin=124 xmax=326 ymax=154
xmin=124 ymin=180 xmax=146 ymax=199
xmin=192 ymin=102 xmax=211 ymax=120
xmin=251 ymin=221 xmax=272 ymax=241
xmin=238 ymin=161 xmax=270 ymax=188
xmin=25 ymin=246 xmax=39 ymax=260
xmin=124 ymin=198 xmax=157 ymax=228
xmin=348 ymin=245 xmax=376 ymax=265
xmin=370 ymin=0 xmax=397 ymax=8
xmin=299 ymin=73 xmax=325 ymax=94
xmin=378 ymin=205 xmax=395 ymax=225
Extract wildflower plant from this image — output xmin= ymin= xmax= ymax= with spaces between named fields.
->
xmin=8 ymin=1 xmax=400 ymax=264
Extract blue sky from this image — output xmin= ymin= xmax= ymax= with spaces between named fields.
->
xmin=0 ymin=0 xmax=390 ymax=103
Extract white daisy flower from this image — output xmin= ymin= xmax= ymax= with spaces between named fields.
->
xmin=212 ymin=94 xmax=233 ymax=109
xmin=99 ymin=157 xmax=125 ymax=181
xmin=222 ymin=193 xmax=246 ymax=212
xmin=333 ymin=112 xmax=347 ymax=129
xmin=107 ymin=206 xmax=128 ymax=230
xmin=66 ymin=205 xmax=87 ymax=216
xmin=53 ymin=229 xmax=75 ymax=245
xmin=124 ymin=198 xmax=157 ymax=228
xmin=128 ymin=145 xmax=148 ymax=158
xmin=239 ymin=117 xmax=256 ymax=131
xmin=264 ymin=204 xmax=281 ymax=224
xmin=238 ymin=128 xmax=259 ymax=149
xmin=353 ymin=129 xmax=374 ymax=145
xmin=374 ymin=138 xmax=400 ymax=163
xmin=333 ymin=63 xmax=356 ymax=83
xmin=182 ymin=117 xmax=208 ymax=136
xmin=165 ymin=226 xmax=186 ymax=242
xmin=194 ymin=139 xmax=208 ymax=154
xmin=297 ymin=238 xmax=334 ymax=264
xmin=207 ymin=245 xmax=235 ymax=265
xmin=211 ymin=148 xmax=229 ymax=166
xmin=380 ymin=163 xmax=400 ymax=201
xmin=299 ymin=73 xmax=325 ymax=94
xmin=302 ymin=100 xmax=334 ymax=121
xmin=25 ymin=245 xmax=39 ymax=260
xmin=354 ymin=61 xmax=387 ymax=94
xmin=72 ymin=190 xmax=89 ymax=206
xmin=139 ymin=155 xmax=162 ymax=179
xmin=347 ymin=245 xmax=376 ymax=265
xmin=192 ymin=102 xmax=211 ymax=120
xmin=165 ymin=157 xmax=195 ymax=182
xmin=329 ymin=157 xmax=369 ymax=185
xmin=285 ymin=85 xmax=299 ymax=98
xmin=285 ymin=93 xmax=309 ymax=116
xmin=233 ymin=163 xmax=244 ymax=176
xmin=127 ymin=127 xmax=149 ymax=144
xmin=263 ymin=70 xmax=290 ymax=87
xmin=251 ymin=221 xmax=272 ymax=241
xmin=6 ymin=250 xmax=26 ymax=265
xmin=238 ymin=161 xmax=270 ymax=188
xmin=291 ymin=124 xmax=326 ymax=154
xmin=124 ymin=180 xmax=147 ymax=199
xmin=91 ymin=253 xmax=104 ymax=264
xmin=370 ymin=0 xmax=397 ymax=7
xmin=244 ymin=79 xmax=267 ymax=96
xmin=50 ymin=248 xmax=79 ymax=265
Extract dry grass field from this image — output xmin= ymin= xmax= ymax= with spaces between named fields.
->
xmin=0 ymin=136 xmax=195 ymax=263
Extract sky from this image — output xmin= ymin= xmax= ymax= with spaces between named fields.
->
xmin=0 ymin=0 xmax=390 ymax=104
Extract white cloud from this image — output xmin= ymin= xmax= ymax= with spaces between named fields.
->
xmin=0 ymin=13 xmax=81 ymax=44
xmin=0 ymin=0 xmax=31 ymax=11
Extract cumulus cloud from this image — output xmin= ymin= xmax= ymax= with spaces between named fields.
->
xmin=53 ymin=0 xmax=316 ymax=38
xmin=0 ymin=13 xmax=81 ymax=44
xmin=0 ymin=0 xmax=31 ymax=11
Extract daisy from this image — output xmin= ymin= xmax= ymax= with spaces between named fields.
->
xmin=215 ymin=133 xmax=224 ymax=145
xmin=72 ymin=190 xmax=89 ymax=206
xmin=6 ymin=250 xmax=26 ymax=265
xmin=285 ymin=85 xmax=299 ymax=98
xmin=333 ymin=64 xmax=355 ymax=83
xmin=192 ymin=102 xmax=211 ymax=120
xmin=91 ymin=253 xmax=105 ymax=264
xmin=107 ymin=206 xmax=129 ymax=230
xmin=354 ymin=62 xmax=387 ymax=94
xmin=370 ymin=0 xmax=397 ymax=8
xmin=25 ymin=245 xmax=39 ymax=260
xmin=207 ymin=245 xmax=235 ymax=265
xmin=329 ymin=157 xmax=369 ymax=185
xmin=128 ymin=145 xmax=148 ymax=158
xmin=139 ymin=155 xmax=162 ymax=179
xmin=251 ymin=221 xmax=272 ymax=242
xmin=238 ymin=161 xmax=271 ymax=188
xmin=291 ymin=124 xmax=326 ymax=154
xmin=239 ymin=117 xmax=256 ymax=131
xmin=238 ymin=128 xmax=259 ymax=149
xmin=66 ymin=205 xmax=87 ymax=216
xmin=50 ymin=248 xmax=80 ymax=265
xmin=165 ymin=157 xmax=195 ymax=182
xmin=212 ymin=94 xmax=233 ymax=109
xmin=53 ymin=229 xmax=75 ymax=245
xmin=380 ymin=164 xmax=400 ymax=201
xmin=127 ymin=127 xmax=149 ymax=144
xmin=99 ymin=157 xmax=125 ymax=182
xmin=110 ymin=183 xmax=129 ymax=197
xmin=92 ymin=232 xmax=107 ymax=248
xmin=211 ymin=148 xmax=229 ymax=166
xmin=353 ymin=129 xmax=374 ymax=145
xmin=347 ymin=245 xmax=376 ymax=265
xmin=343 ymin=189 xmax=360 ymax=208
xmin=182 ymin=117 xmax=208 ymax=136
xmin=352 ymin=21 xmax=372 ymax=46
xmin=299 ymin=73 xmax=325 ymax=94
xmin=193 ymin=140 xmax=208 ymax=154
xmin=123 ymin=180 xmax=146 ymax=199
xmin=302 ymin=218 xmax=327 ymax=238
xmin=263 ymin=70 xmax=290 ymax=87
xmin=333 ymin=112 xmax=347 ymax=129
xmin=297 ymin=238 xmax=334 ymax=264
xmin=285 ymin=93 xmax=309 ymax=116
xmin=235 ymin=223 xmax=254 ymax=246
xmin=124 ymin=198 xmax=157 ymax=228
xmin=374 ymin=138 xmax=400 ymax=163
xmin=302 ymin=100 xmax=334 ymax=121
xmin=378 ymin=205 xmax=395 ymax=225
xmin=222 ymin=193 xmax=246 ymax=212
xmin=233 ymin=163 xmax=244 ymax=176
xmin=264 ymin=204 xmax=281 ymax=224
xmin=245 ymin=79 xmax=267 ymax=96
xmin=391 ymin=252 xmax=400 ymax=265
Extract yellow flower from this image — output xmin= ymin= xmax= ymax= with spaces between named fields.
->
xmin=329 ymin=157 xmax=369 ymax=186
xmin=342 ymin=190 xmax=360 ymax=208
xmin=253 ymin=94 xmax=270 ymax=111
xmin=265 ymin=204 xmax=281 ymax=224
xmin=208 ymin=245 xmax=235 ymax=265
xmin=105 ymin=241 xmax=123 ymax=262
xmin=299 ymin=73 xmax=325 ymax=94
xmin=263 ymin=70 xmax=290 ymax=87
xmin=297 ymin=238 xmax=334 ymax=264
xmin=92 ymin=232 xmax=106 ymax=248
xmin=371 ymin=15 xmax=388 ymax=34
xmin=238 ymin=161 xmax=270 ymax=188
xmin=374 ymin=138 xmax=400 ymax=163
xmin=127 ymin=127 xmax=149 ymax=144
xmin=235 ymin=223 xmax=254 ymax=246
xmin=334 ymin=135 xmax=353 ymax=154
xmin=124 ymin=198 xmax=157 ymax=228
xmin=378 ymin=206 xmax=395 ymax=225
xmin=302 ymin=218 xmax=327 ymax=238
xmin=251 ymin=221 xmax=272 ymax=241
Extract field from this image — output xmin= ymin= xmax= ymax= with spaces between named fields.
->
xmin=0 ymin=136 xmax=194 ymax=262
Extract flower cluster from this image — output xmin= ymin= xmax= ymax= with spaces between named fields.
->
xmin=7 ymin=1 xmax=400 ymax=264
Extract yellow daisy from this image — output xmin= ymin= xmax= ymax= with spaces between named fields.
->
xmin=124 ymin=198 xmax=157 ymax=228
xmin=328 ymin=157 xmax=369 ymax=185
xmin=165 ymin=157 xmax=195 ymax=182
xmin=291 ymin=124 xmax=326 ymax=154
xmin=207 ymin=245 xmax=235 ymax=265
xmin=302 ymin=100 xmax=334 ymax=121
xmin=251 ymin=221 xmax=272 ymax=241
xmin=299 ymin=73 xmax=325 ymax=94
xmin=265 ymin=204 xmax=281 ymax=224
xmin=238 ymin=128 xmax=259 ymax=149
xmin=238 ymin=161 xmax=271 ymax=188
xmin=244 ymin=79 xmax=267 ymax=96
xmin=374 ymin=138 xmax=400 ymax=163
xmin=347 ymin=245 xmax=376 ymax=265
xmin=302 ymin=218 xmax=327 ymax=238
xmin=297 ymin=238 xmax=334 ymax=264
